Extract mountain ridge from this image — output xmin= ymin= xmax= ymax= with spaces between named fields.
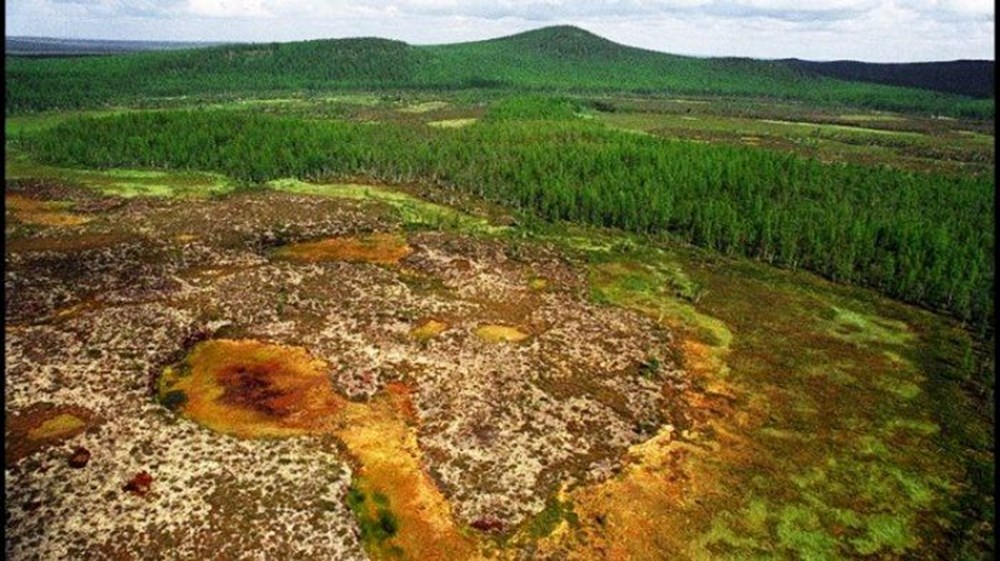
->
xmin=5 ymin=25 xmax=994 ymax=116
xmin=7 ymin=25 xmax=994 ymax=65
xmin=784 ymin=58 xmax=993 ymax=99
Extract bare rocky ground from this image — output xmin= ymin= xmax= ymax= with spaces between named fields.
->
xmin=5 ymin=178 xmax=691 ymax=559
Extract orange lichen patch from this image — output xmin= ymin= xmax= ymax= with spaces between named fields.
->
xmin=410 ymin=319 xmax=449 ymax=341
xmin=159 ymin=343 xmax=481 ymax=558
xmin=273 ymin=233 xmax=412 ymax=265
xmin=383 ymin=381 xmax=419 ymax=423
xmin=5 ymin=404 xmax=95 ymax=467
xmin=475 ymin=324 xmax=530 ymax=343
xmin=564 ymin=435 xmax=724 ymax=561
xmin=679 ymin=337 xmax=731 ymax=385
xmin=537 ymin=325 xmax=737 ymax=560
xmin=5 ymin=194 xmax=91 ymax=226
xmin=158 ymin=339 xmax=347 ymax=439
xmin=335 ymin=385 xmax=482 ymax=560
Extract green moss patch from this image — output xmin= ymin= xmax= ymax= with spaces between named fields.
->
xmin=6 ymin=152 xmax=234 ymax=199
xmin=268 ymin=178 xmax=503 ymax=234
xmin=346 ymin=481 xmax=404 ymax=558
xmin=525 ymin=496 xmax=580 ymax=539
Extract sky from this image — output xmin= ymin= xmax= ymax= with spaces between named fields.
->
xmin=5 ymin=0 xmax=995 ymax=62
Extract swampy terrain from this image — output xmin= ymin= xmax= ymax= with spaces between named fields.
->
xmin=4 ymin=26 xmax=995 ymax=561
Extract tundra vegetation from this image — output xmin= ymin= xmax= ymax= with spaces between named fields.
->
xmin=4 ymin=25 xmax=994 ymax=561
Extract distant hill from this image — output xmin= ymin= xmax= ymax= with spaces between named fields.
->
xmin=5 ymin=36 xmax=230 ymax=57
xmin=786 ymin=59 xmax=994 ymax=99
xmin=5 ymin=26 xmax=993 ymax=117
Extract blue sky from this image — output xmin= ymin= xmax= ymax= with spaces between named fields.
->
xmin=5 ymin=0 xmax=995 ymax=62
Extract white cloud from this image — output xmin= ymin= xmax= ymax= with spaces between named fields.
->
xmin=4 ymin=0 xmax=994 ymax=61
xmin=186 ymin=0 xmax=271 ymax=18
xmin=900 ymin=0 xmax=994 ymax=16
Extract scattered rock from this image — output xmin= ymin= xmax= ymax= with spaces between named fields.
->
xmin=470 ymin=517 xmax=506 ymax=533
xmin=68 ymin=447 xmax=91 ymax=469
xmin=123 ymin=471 xmax=154 ymax=497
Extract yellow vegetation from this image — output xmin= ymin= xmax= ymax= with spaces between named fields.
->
xmin=272 ymin=233 xmax=412 ymax=265
xmin=475 ymin=324 xmax=530 ymax=343
xmin=336 ymin=383 xmax=480 ymax=560
xmin=410 ymin=319 xmax=449 ymax=341
xmin=27 ymin=413 xmax=87 ymax=440
xmin=6 ymin=194 xmax=91 ymax=226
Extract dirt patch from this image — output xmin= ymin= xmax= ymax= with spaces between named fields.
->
xmin=5 ymin=232 xmax=127 ymax=253
xmin=273 ymin=232 xmax=412 ymax=265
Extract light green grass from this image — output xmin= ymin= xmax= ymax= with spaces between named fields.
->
xmin=838 ymin=113 xmax=905 ymax=122
xmin=267 ymin=177 xmax=505 ymax=234
xmin=5 ymin=150 xmax=234 ymax=198
xmin=824 ymin=305 xmax=915 ymax=347
xmin=427 ymin=118 xmax=478 ymax=128
xmin=399 ymin=100 xmax=449 ymax=113
xmin=758 ymin=119 xmax=920 ymax=137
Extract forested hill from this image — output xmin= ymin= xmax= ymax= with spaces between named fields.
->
xmin=5 ymin=25 xmax=994 ymax=117
xmin=785 ymin=58 xmax=994 ymax=99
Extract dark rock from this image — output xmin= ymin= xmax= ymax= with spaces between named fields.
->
xmin=122 ymin=471 xmax=154 ymax=497
xmin=68 ymin=447 xmax=91 ymax=469
xmin=470 ymin=516 xmax=505 ymax=533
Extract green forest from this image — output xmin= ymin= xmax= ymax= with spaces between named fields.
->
xmin=5 ymin=26 xmax=994 ymax=118
xmin=20 ymin=99 xmax=994 ymax=328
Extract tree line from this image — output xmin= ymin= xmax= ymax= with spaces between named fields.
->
xmin=22 ymin=108 xmax=994 ymax=327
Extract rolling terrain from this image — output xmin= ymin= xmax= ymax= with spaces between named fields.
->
xmin=4 ymin=24 xmax=995 ymax=561
xmin=5 ymin=26 xmax=995 ymax=118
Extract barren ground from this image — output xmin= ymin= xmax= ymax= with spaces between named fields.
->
xmin=5 ymin=178 xmax=698 ymax=559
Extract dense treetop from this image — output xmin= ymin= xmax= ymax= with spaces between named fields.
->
xmin=21 ymin=105 xmax=994 ymax=327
